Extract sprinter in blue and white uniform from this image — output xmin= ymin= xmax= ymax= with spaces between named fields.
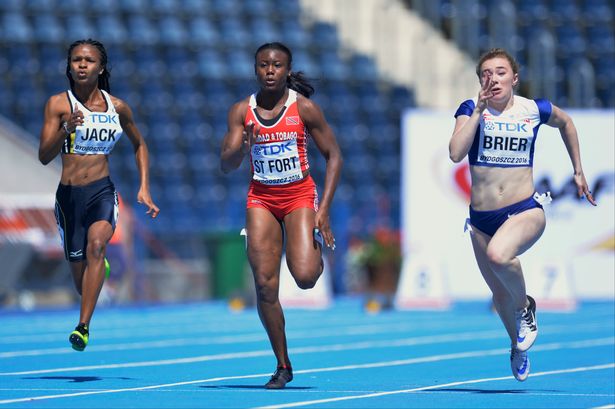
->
xmin=449 ymin=48 xmax=596 ymax=382
xmin=39 ymin=39 xmax=159 ymax=351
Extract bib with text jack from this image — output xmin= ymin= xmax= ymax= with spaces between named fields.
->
xmin=62 ymin=89 xmax=123 ymax=155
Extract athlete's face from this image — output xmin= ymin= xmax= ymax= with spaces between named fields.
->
xmin=69 ymin=45 xmax=104 ymax=85
xmin=254 ymin=49 xmax=290 ymax=91
xmin=478 ymin=56 xmax=518 ymax=103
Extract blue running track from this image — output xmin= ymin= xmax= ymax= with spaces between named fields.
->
xmin=0 ymin=299 xmax=613 ymax=408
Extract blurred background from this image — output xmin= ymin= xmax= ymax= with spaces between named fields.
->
xmin=0 ymin=0 xmax=613 ymax=310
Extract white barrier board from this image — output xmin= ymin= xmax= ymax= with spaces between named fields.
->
xmin=401 ymin=109 xmax=614 ymax=302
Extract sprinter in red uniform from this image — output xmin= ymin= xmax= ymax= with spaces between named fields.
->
xmin=221 ymin=42 xmax=343 ymax=389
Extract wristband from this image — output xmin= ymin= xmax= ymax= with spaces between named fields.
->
xmin=62 ymin=121 xmax=71 ymax=135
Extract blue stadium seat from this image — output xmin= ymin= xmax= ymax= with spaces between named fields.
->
xmin=117 ymin=0 xmax=146 ymax=13
xmin=150 ymin=0 xmax=178 ymax=15
xmin=1 ymin=12 xmax=34 ymax=43
xmin=224 ymin=49 xmax=254 ymax=79
xmin=586 ymin=24 xmax=615 ymax=56
xmin=555 ymin=25 xmax=587 ymax=57
xmin=582 ymin=0 xmax=614 ymax=23
xmin=33 ymin=15 xmax=64 ymax=44
xmin=279 ymin=20 xmax=310 ymax=51
xmin=0 ymin=0 xmax=21 ymax=11
xmin=189 ymin=16 xmax=221 ymax=46
xmin=548 ymin=0 xmax=580 ymax=24
xmin=389 ymin=85 xmax=416 ymax=110
xmin=273 ymin=0 xmax=302 ymax=19
xmin=197 ymin=49 xmax=228 ymax=81
xmin=25 ymin=0 xmax=55 ymax=13
xmin=310 ymin=22 xmax=339 ymax=50
xmin=247 ymin=19 xmax=281 ymax=49
xmin=348 ymin=54 xmax=379 ymax=81
xmin=181 ymin=0 xmax=211 ymax=16
xmin=291 ymin=50 xmax=321 ymax=78
xmin=64 ymin=15 xmax=96 ymax=42
xmin=219 ymin=17 xmax=251 ymax=48
xmin=243 ymin=0 xmax=274 ymax=19
xmin=89 ymin=0 xmax=119 ymax=13
xmin=159 ymin=16 xmax=189 ymax=46
xmin=211 ymin=0 xmax=240 ymax=18
xmin=96 ymin=14 xmax=128 ymax=45
xmin=127 ymin=15 xmax=160 ymax=46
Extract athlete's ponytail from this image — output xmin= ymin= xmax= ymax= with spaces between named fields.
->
xmin=254 ymin=42 xmax=315 ymax=98
xmin=66 ymin=39 xmax=111 ymax=93
xmin=287 ymin=71 xmax=314 ymax=98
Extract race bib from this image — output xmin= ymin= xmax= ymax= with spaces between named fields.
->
xmin=72 ymin=112 xmax=122 ymax=155
xmin=251 ymin=139 xmax=303 ymax=185
xmin=477 ymin=115 xmax=535 ymax=166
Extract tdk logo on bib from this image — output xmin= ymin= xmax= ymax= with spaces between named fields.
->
xmin=90 ymin=113 xmax=118 ymax=124
xmin=486 ymin=121 xmax=528 ymax=133
xmin=253 ymin=142 xmax=294 ymax=156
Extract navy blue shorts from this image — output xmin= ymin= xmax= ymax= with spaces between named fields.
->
xmin=469 ymin=195 xmax=543 ymax=237
xmin=54 ymin=176 xmax=118 ymax=262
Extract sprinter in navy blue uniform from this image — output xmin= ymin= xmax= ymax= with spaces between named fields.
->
xmin=449 ymin=48 xmax=596 ymax=381
xmin=39 ymin=39 xmax=159 ymax=351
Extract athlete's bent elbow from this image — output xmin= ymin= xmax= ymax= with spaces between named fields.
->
xmin=220 ymin=160 xmax=234 ymax=174
xmin=449 ymin=151 xmax=463 ymax=163
xmin=39 ymin=152 xmax=51 ymax=166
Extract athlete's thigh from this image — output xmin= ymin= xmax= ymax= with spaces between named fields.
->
xmin=471 ymin=227 xmax=508 ymax=295
xmin=283 ymin=207 xmax=320 ymax=271
xmin=246 ymin=207 xmax=284 ymax=277
xmin=489 ymin=208 xmax=546 ymax=260
xmin=87 ymin=220 xmax=114 ymax=247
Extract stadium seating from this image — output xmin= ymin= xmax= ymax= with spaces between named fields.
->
xmin=407 ymin=0 xmax=615 ymax=108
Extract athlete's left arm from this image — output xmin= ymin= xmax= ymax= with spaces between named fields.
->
xmin=114 ymin=96 xmax=160 ymax=217
xmin=547 ymin=104 xmax=596 ymax=206
xmin=298 ymin=97 xmax=343 ymax=248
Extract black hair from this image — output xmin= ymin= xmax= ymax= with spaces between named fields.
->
xmin=66 ymin=39 xmax=111 ymax=92
xmin=254 ymin=42 xmax=315 ymax=98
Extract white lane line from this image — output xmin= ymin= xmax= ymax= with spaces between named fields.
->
xmin=0 ymin=311 xmax=444 ymax=341
xmin=2 ymin=320 xmax=611 ymax=359
xmin=255 ymin=364 xmax=615 ymax=409
xmin=1 ymin=331 xmax=612 ymax=377
xmin=0 ymin=339 xmax=612 ymax=404
xmin=3 ymin=389 xmax=612 ymax=397
xmin=0 ymin=318 xmax=482 ymax=359
xmin=0 ymin=317 xmax=479 ymax=347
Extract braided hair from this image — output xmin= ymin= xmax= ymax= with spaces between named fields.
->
xmin=254 ymin=42 xmax=314 ymax=98
xmin=65 ymin=39 xmax=111 ymax=93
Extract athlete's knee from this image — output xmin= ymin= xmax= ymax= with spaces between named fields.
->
xmin=486 ymin=247 xmax=513 ymax=270
xmin=86 ymin=238 xmax=107 ymax=259
xmin=253 ymin=273 xmax=278 ymax=303
xmin=292 ymin=268 xmax=320 ymax=290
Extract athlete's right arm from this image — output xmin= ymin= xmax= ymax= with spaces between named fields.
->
xmin=449 ymin=74 xmax=495 ymax=163
xmin=39 ymin=95 xmax=69 ymax=165
xmin=220 ymin=100 xmax=250 ymax=173
xmin=449 ymin=113 xmax=481 ymax=163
